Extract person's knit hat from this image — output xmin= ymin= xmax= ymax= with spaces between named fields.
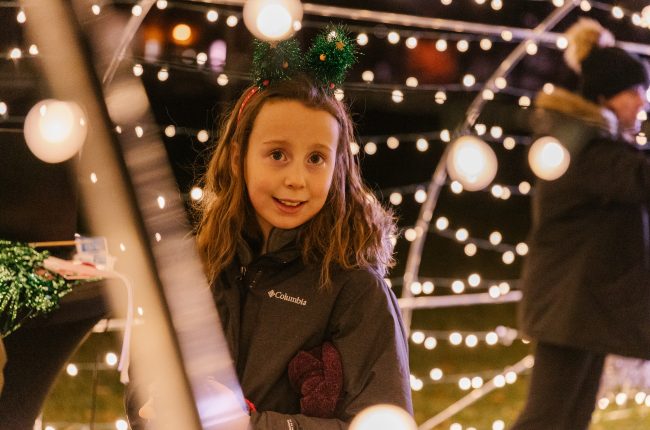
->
xmin=564 ymin=18 xmax=649 ymax=102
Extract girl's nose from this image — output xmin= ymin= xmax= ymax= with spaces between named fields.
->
xmin=284 ymin=163 xmax=306 ymax=188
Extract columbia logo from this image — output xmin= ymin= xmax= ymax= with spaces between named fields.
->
xmin=267 ymin=289 xmax=307 ymax=306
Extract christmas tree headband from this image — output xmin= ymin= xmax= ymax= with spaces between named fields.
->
xmin=238 ymin=24 xmax=358 ymax=119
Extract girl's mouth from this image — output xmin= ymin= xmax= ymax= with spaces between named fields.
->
xmin=274 ymin=198 xmax=305 ymax=209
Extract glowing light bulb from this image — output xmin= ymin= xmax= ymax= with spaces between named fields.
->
xmin=349 ymin=405 xmax=417 ymax=430
xmin=66 ymin=364 xmax=79 ymax=376
xmin=462 ymin=74 xmax=476 ymax=87
xmin=435 ymin=39 xmax=448 ymax=51
xmin=364 ymin=141 xmax=377 ymax=155
xmin=391 ymin=90 xmax=404 ymax=103
xmin=435 ymin=217 xmax=449 ymax=230
xmin=244 ymin=0 xmax=303 ymax=41
xmin=528 ymin=136 xmax=570 ymax=180
xmin=389 ymin=192 xmax=402 ymax=205
xmin=24 ymin=99 xmax=88 ymax=163
xmin=446 ymin=135 xmax=498 ymax=191
xmin=387 ymin=136 xmax=399 ymax=149
xmin=105 ymin=352 xmax=118 ymax=366
xmin=387 ymin=31 xmax=400 ymax=44
xmin=206 ymin=10 xmax=219 ymax=22
xmin=362 ymin=70 xmax=374 ymax=83
xmin=405 ymin=37 xmax=418 ymax=49
xmin=357 ymin=33 xmax=369 ymax=46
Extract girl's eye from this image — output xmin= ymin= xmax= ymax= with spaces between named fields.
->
xmin=270 ymin=150 xmax=285 ymax=161
xmin=308 ymin=153 xmax=325 ymax=164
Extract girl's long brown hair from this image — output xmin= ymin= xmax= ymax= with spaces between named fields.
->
xmin=196 ymin=75 xmax=396 ymax=287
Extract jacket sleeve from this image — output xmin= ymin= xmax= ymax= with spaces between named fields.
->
xmin=580 ymin=138 xmax=650 ymax=204
xmin=249 ymin=270 xmax=413 ymax=430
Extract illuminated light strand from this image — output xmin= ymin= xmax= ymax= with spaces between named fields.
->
xmin=398 ymin=290 xmax=522 ymax=310
xmin=418 ymin=355 xmax=534 ymax=430
xmin=410 ymin=326 xmax=521 ymax=346
xmin=411 ymin=363 xmax=529 ymax=387
xmin=111 ymin=1 xmax=650 ymax=53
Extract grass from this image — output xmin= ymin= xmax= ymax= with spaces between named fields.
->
xmin=40 ymin=304 xmax=650 ymax=429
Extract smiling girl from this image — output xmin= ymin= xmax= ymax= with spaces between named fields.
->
xmin=193 ymin=73 xmax=412 ymax=429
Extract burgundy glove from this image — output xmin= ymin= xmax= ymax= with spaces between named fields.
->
xmin=288 ymin=341 xmax=343 ymax=418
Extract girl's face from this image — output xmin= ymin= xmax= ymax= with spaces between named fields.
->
xmin=244 ymin=99 xmax=339 ymax=242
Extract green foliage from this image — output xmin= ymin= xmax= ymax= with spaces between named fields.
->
xmin=251 ymin=38 xmax=304 ymax=88
xmin=0 ymin=240 xmax=74 ymax=336
xmin=306 ymin=24 xmax=358 ymax=91
xmin=250 ymin=24 xmax=358 ymax=92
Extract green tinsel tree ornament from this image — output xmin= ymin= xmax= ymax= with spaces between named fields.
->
xmin=306 ymin=24 xmax=358 ymax=92
xmin=251 ymin=38 xmax=304 ymax=87
xmin=0 ymin=240 xmax=75 ymax=336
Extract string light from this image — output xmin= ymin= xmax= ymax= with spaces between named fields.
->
xmin=135 ymin=126 xmax=144 ymax=137
xmin=612 ymin=6 xmax=624 ymax=19
xmin=556 ymin=36 xmax=568 ymax=50
xmin=416 ymin=138 xmax=429 ymax=152
xmin=494 ymin=77 xmax=507 ymax=90
xmin=362 ymin=70 xmax=374 ymax=83
xmin=206 ymin=10 xmax=219 ymax=22
xmin=528 ymin=136 xmax=570 ymax=180
xmin=91 ymin=4 xmax=101 ymax=15
xmin=462 ymin=74 xmax=476 ymax=87
xmin=131 ymin=5 xmax=143 ymax=16
xmin=334 ymin=88 xmax=345 ymax=101
xmin=226 ymin=15 xmax=239 ymax=27
xmin=404 ymin=228 xmax=417 ymax=242
xmin=501 ymin=30 xmax=513 ymax=42
xmin=450 ymin=181 xmax=464 ymax=194
xmin=490 ymin=0 xmax=502 ymax=10
xmin=525 ymin=42 xmax=538 ymax=56
xmin=116 ymin=419 xmax=129 ymax=430
xmin=197 ymin=129 xmax=209 ymax=143
xmin=10 ymin=48 xmax=22 ymax=59
xmin=28 ymin=44 xmax=38 ymax=56
xmin=164 ymin=125 xmax=176 ymax=137
xmin=157 ymin=196 xmax=166 ymax=209
xmin=435 ymin=91 xmax=447 ymax=104
xmin=455 ymin=228 xmax=469 ymax=242
xmin=196 ymin=52 xmax=208 ymax=65
xmin=16 ymin=10 xmax=26 ymax=23
xmin=356 ymin=33 xmax=369 ymax=46
xmin=389 ymin=191 xmax=402 ymax=205
xmin=406 ymin=77 xmax=419 ymax=88
xmin=90 ymin=172 xmax=98 ymax=184
xmin=391 ymin=90 xmax=404 ymax=103
xmin=387 ymin=31 xmax=400 ymax=44
xmin=435 ymin=217 xmax=449 ymax=230
xmin=133 ymin=64 xmax=144 ymax=77
xmin=435 ymin=39 xmax=448 ymax=51
xmin=350 ymin=142 xmax=360 ymax=155
xmin=66 ymin=364 xmax=79 ymax=376
xmin=482 ymin=89 xmax=494 ymax=100
xmin=157 ymin=67 xmax=169 ymax=81
xmin=456 ymin=40 xmax=469 ymax=53
xmin=363 ymin=141 xmax=377 ymax=155
xmin=502 ymin=251 xmax=515 ymax=265
xmin=552 ymin=0 xmax=564 ymax=7
xmin=156 ymin=0 xmax=168 ymax=9
xmin=440 ymin=129 xmax=451 ymax=142
xmin=480 ymin=38 xmax=493 ymax=51
xmin=386 ymin=136 xmax=399 ymax=149
xmin=518 ymin=96 xmax=531 ymax=108
xmin=0 ymin=102 xmax=7 ymax=116
xmin=405 ymin=37 xmax=418 ymax=49
xmin=464 ymin=243 xmax=477 ymax=256
xmin=105 ymin=352 xmax=118 ymax=367
xmin=580 ymin=0 xmax=591 ymax=12
xmin=155 ymin=233 xmax=162 ymax=242
xmin=414 ymin=188 xmax=427 ymax=203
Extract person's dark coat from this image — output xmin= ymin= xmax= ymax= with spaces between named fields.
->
xmin=519 ymin=87 xmax=650 ymax=359
xmin=214 ymin=227 xmax=413 ymax=429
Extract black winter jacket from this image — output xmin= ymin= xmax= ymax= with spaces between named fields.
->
xmin=519 ymin=88 xmax=650 ymax=359
xmin=213 ymin=227 xmax=413 ymax=429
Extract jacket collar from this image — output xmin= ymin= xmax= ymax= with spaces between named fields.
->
xmin=535 ymin=87 xmax=619 ymax=137
xmin=236 ymin=227 xmax=302 ymax=267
